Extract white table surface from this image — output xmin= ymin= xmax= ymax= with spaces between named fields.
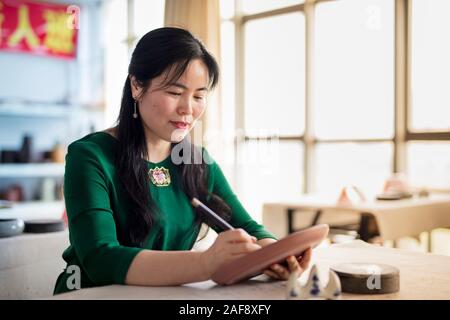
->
xmin=262 ymin=195 xmax=450 ymax=240
xmin=49 ymin=240 xmax=450 ymax=300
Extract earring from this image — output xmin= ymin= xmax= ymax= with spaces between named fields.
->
xmin=133 ymin=100 xmax=138 ymax=119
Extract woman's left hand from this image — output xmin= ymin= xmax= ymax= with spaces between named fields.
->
xmin=263 ymin=247 xmax=312 ymax=280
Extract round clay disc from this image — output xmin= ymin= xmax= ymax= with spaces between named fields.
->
xmin=24 ymin=219 xmax=65 ymax=233
xmin=331 ymin=263 xmax=400 ymax=294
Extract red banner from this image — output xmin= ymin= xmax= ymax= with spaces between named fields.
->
xmin=0 ymin=0 xmax=78 ymax=59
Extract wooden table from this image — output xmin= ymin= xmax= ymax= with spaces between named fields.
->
xmin=262 ymin=195 xmax=450 ymax=248
xmin=50 ymin=241 xmax=450 ymax=300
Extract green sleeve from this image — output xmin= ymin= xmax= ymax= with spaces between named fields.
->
xmin=205 ymin=150 xmax=278 ymax=241
xmin=64 ymin=141 xmax=143 ymax=286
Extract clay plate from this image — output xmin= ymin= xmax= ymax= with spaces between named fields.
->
xmin=211 ymin=224 xmax=329 ymax=285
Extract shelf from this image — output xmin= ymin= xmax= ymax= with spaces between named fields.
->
xmin=0 ymin=200 xmax=65 ymax=221
xmin=0 ymin=103 xmax=104 ymax=118
xmin=0 ymin=163 xmax=64 ymax=178
xmin=0 ymin=103 xmax=73 ymax=118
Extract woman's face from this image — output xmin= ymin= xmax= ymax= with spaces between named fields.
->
xmin=131 ymin=59 xmax=209 ymax=143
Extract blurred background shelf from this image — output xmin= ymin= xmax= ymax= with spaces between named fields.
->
xmin=0 ymin=103 xmax=103 ymax=119
xmin=0 ymin=200 xmax=65 ymax=220
xmin=0 ymin=163 xmax=64 ymax=178
xmin=0 ymin=103 xmax=73 ymax=118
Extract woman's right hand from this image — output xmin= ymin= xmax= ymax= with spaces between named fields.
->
xmin=201 ymin=229 xmax=261 ymax=278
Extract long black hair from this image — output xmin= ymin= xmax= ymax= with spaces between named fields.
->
xmin=116 ymin=27 xmax=231 ymax=247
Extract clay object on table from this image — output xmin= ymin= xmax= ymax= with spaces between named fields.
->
xmin=1 ymin=150 xmax=19 ymax=163
xmin=3 ymin=185 xmax=24 ymax=202
xmin=286 ymin=264 xmax=342 ymax=300
xmin=24 ymin=219 xmax=65 ymax=233
xmin=330 ymin=263 xmax=400 ymax=294
xmin=18 ymin=134 xmax=33 ymax=163
xmin=376 ymin=191 xmax=413 ymax=201
xmin=337 ymin=185 xmax=366 ymax=205
xmin=211 ymin=224 xmax=329 ymax=285
xmin=51 ymin=141 xmax=66 ymax=163
xmin=0 ymin=219 xmax=25 ymax=238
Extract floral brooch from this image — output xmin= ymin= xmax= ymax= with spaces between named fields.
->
xmin=148 ymin=167 xmax=171 ymax=187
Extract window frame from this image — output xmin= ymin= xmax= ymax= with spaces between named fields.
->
xmin=223 ymin=0 xmax=450 ymax=196
xmin=405 ymin=0 xmax=450 ymax=141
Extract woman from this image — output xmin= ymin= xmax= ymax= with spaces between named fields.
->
xmin=54 ymin=27 xmax=311 ymax=294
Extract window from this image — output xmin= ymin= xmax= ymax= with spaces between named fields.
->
xmin=410 ymin=0 xmax=450 ymax=132
xmin=314 ymin=0 xmax=394 ymax=139
xmin=315 ymin=143 xmax=393 ymax=197
xmin=220 ymin=0 xmax=450 ymax=223
xmin=230 ymin=5 xmax=306 ymax=221
xmin=244 ymin=12 xmax=305 ymax=137
xmin=216 ymin=16 xmax=236 ymax=184
xmin=312 ymin=0 xmax=395 ymax=198
xmin=220 ymin=0 xmax=235 ymax=19
xmin=242 ymin=0 xmax=304 ymax=15
xmin=405 ymin=0 xmax=450 ymax=190
xmin=220 ymin=21 xmax=236 ymax=140
xmin=104 ymin=0 xmax=129 ymax=127
xmin=104 ymin=0 xmax=165 ymax=127
xmin=407 ymin=142 xmax=450 ymax=189
xmin=133 ymin=0 xmax=165 ymax=39
xmin=239 ymin=140 xmax=304 ymax=221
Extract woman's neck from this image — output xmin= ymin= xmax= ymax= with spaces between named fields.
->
xmin=103 ymin=126 xmax=171 ymax=163
xmin=143 ymin=128 xmax=171 ymax=163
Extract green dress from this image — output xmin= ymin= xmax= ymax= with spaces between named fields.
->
xmin=53 ymin=132 xmax=277 ymax=294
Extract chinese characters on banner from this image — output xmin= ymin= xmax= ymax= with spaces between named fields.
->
xmin=0 ymin=0 xmax=78 ymax=59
